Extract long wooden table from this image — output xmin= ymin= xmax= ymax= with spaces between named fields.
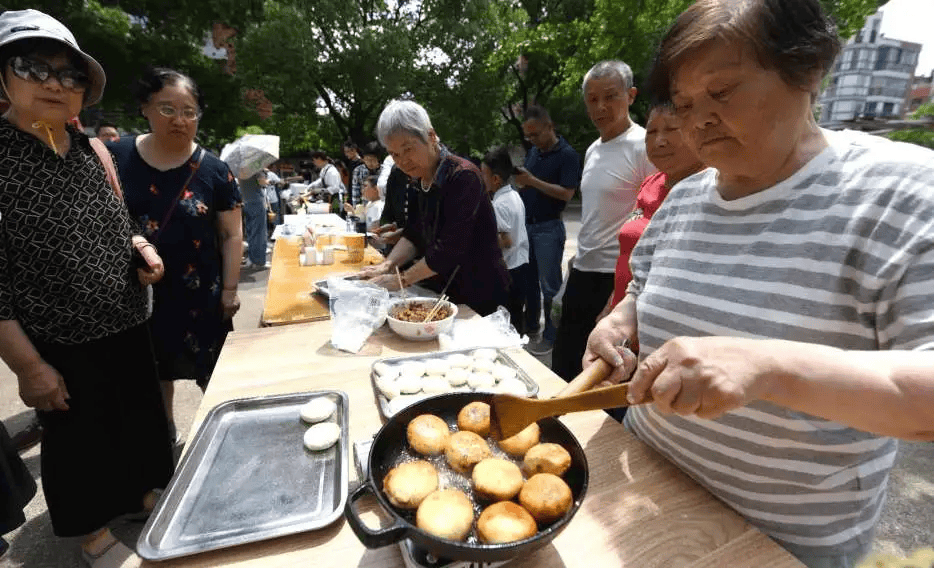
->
xmin=260 ymin=237 xmax=383 ymax=326
xmin=146 ymin=319 xmax=804 ymax=568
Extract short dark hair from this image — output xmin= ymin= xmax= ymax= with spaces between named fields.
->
xmin=364 ymin=175 xmax=379 ymax=188
xmin=310 ymin=150 xmax=331 ymax=162
xmin=95 ymin=120 xmax=117 ymax=134
xmin=361 ymin=141 xmax=383 ymax=160
xmin=134 ymin=66 xmax=204 ymax=111
xmin=342 ymin=139 xmax=359 ymax=151
xmin=523 ymin=105 xmax=552 ymax=125
xmin=482 ymin=146 xmax=514 ymax=183
xmin=0 ymin=38 xmax=88 ymax=101
xmin=646 ymin=0 xmax=840 ymax=104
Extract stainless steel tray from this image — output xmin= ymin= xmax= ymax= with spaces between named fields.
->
xmin=137 ymin=390 xmax=350 ymax=560
xmin=370 ymin=349 xmax=539 ymax=419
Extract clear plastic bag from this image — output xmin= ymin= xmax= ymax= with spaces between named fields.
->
xmin=438 ymin=306 xmax=528 ymax=351
xmin=327 ymin=277 xmax=390 ymax=353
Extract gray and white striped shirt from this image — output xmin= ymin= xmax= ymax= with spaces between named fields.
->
xmin=625 ymin=130 xmax=934 ymax=558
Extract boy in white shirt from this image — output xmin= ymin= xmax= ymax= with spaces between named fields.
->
xmin=481 ymin=147 xmax=530 ymax=334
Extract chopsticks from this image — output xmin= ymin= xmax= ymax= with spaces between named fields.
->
xmin=394 ymin=266 xmax=406 ymax=299
xmin=422 ymin=265 xmax=460 ymax=322
xmin=423 ymin=294 xmax=449 ymax=323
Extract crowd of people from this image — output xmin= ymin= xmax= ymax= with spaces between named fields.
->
xmin=2 ymin=1 xmax=934 ymax=567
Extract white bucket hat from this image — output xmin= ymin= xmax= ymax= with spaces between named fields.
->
xmin=0 ymin=9 xmax=106 ymax=106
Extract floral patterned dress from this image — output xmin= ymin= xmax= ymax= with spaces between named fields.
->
xmin=109 ymin=137 xmax=242 ymax=387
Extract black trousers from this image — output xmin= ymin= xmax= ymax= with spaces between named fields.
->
xmin=551 ymin=269 xmax=615 ymax=382
xmin=32 ymin=323 xmax=174 ymax=536
xmin=507 ymin=263 xmax=531 ymax=336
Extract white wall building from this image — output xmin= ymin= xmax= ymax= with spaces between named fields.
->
xmin=819 ymin=10 xmax=922 ymax=128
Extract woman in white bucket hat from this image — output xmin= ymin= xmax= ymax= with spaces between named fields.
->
xmin=0 ymin=9 xmax=174 ymax=567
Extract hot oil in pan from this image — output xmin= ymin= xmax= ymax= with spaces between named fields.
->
xmin=386 ymin=417 xmax=547 ymax=545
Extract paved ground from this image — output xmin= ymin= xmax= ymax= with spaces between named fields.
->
xmin=1 ymin=203 xmax=931 ymax=567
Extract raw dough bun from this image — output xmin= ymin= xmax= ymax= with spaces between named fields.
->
xmin=303 ymin=423 xmax=341 ymax=451
xmin=383 ymin=460 xmax=439 ymax=509
xmin=477 ymin=501 xmax=538 ymax=544
xmin=522 ymin=443 xmax=572 ymax=477
xmin=396 ymin=374 xmax=423 ymax=394
xmin=445 ymin=367 xmax=469 ymax=386
xmin=471 ymin=358 xmax=494 ymax=374
xmin=375 ymin=375 xmax=401 ymax=400
xmin=400 ymin=361 xmax=427 ymax=377
xmin=407 ymin=414 xmax=451 ymax=455
xmin=300 ymin=397 xmax=337 ymax=423
xmin=496 ymin=378 xmax=528 ymax=397
xmin=446 ymin=353 xmax=472 ymax=368
xmin=491 ymin=364 xmax=517 ymax=383
xmin=498 ymin=422 xmax=540 ymax=458
xmin=467 ymin=372 xmax=495 ymax=390
xmin=424 ymin=358 xmax=449 ymax=376
xmin=519 ymin=473 xmax=573 ymax=524
xmin=373 ymin=361 xmax=399 ymax=379
xmin=472 ymin=348 xmax=497 ymax=361
xmin=472 ymin=458 xmax=524 ymax=501
xmin=416 ymin=489 xmax=474 ymax=541
xmin=445 ymin=431 xmax=492 ymax=474
xmin=457 ymin=401 xmax=491 ymax=437
xmin=387 ymin=394 xmax=428 ymax=416
xmin=421 ymin=375 xmax=451 ymax=394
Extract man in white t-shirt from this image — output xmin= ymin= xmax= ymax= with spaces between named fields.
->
xmin=552 ymin=60 xmax=656 ymax=382
xmin=481 ymin=146 xmax=530 ymax=334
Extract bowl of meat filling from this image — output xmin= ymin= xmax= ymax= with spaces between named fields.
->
xmin=386 ymin=297 xmax=458 ymax=341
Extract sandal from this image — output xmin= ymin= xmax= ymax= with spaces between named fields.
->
xmin=81 ymin=533 xmax=141 ymax=568
xmin=122 ymin=489 xmax=164 ymax=522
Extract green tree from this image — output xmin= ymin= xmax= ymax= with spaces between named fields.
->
xmin=887 ymin=103 xmax=934 ymax=150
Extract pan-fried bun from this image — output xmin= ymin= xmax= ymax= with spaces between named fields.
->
xmin=522 ymin=443 xmax=572 ymax=477
xmin=416 ymin=489 xmax=474 ymax=541
xmin=472 ymin=458 xmax=524 ymax=501
xmin=445 ymin=431 xmax=492 ymax=474
xmin=497 ymin=422 xmax=540 ymax=457
xmin=383 ymin=460 xmax=439 ymax=509
xmin=519 ymin=473 xmax=572 ymax=524
xmin=457 ymin=402 xmax=491 ymax=437
xmin=477 ymin=501 xmax=538 ymax=544
xmin=407 ymin=414 xmax=451 ymax=455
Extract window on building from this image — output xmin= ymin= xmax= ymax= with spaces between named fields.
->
xmin=882 ymin=102 xmax=895 ymax=116
xmin=870 ymin=30 xmax=877 ymax=43
xmin=856 ymin=32 xmax=863 ymax=43
xmin=864 ymin=102 xmax=877 ymax=116
xmin=875 ymin=46 xmax=889 ymax=70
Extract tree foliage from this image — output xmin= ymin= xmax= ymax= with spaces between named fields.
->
xmin=886 ymin=103 xmax=934 ymax=150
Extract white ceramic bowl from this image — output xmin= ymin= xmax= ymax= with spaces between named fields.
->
xmin=386 ymin=297 xmax=457 ymax=341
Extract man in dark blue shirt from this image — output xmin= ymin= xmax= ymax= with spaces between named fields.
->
xmin=514 ymin=105 xmax=582 ymax=354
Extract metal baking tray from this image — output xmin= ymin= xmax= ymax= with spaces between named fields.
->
xmin=369 ymin=349 xmax=539 ymax=419
xmin=137 ymin=390 xmax=350 ymax=561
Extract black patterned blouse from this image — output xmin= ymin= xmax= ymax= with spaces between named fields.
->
xmin=0 ymin=118 xmax=148 ymax=345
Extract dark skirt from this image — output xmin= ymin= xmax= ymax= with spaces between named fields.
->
xmin=0 ymin=423 xmax=37 ymax=535
xmin=32 ymin=323 xmax=174 ymax=537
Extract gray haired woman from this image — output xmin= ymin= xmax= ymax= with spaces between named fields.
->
xmin=584 ymin=0 xmax=934 ymax=567
xmin=359 ymin=99 xmax=509 ymax=316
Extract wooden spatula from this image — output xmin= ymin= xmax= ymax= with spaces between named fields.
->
xmin=489 ymin=358 xmax=649 ymax=440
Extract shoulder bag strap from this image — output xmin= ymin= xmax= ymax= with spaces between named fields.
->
xmin=89 ymin=137 xmax=123 ymax=199
xmin=153 ymin=148 xmax=206 ymax=244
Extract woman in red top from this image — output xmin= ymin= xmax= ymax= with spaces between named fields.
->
xmin=609 ymin=105 xmax=705 ymax=310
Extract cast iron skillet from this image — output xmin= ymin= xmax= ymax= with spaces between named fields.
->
xmin=344 ymin=392 xmax=589 ymax=563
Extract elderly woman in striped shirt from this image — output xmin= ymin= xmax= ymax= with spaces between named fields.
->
xmin=584 ymin=1 xmax=934 ymax=567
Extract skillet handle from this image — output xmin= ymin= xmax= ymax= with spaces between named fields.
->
xmin=344 ymin=481 xmax=410 ymax=549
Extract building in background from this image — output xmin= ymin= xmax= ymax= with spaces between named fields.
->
xmin=819 ymin=9 xmax=921 ymax=128
xmin=906 ymin=72 xmax=933 ymax=115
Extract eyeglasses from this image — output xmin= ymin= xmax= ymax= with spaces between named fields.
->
xmin=9 ymin=56 xmax=90 ymax=92
xmin=156 ymin=104 xmax=202 ymax=121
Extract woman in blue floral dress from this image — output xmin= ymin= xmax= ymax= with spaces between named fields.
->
xmin=109 ymin=68 xmax=243 ymax=429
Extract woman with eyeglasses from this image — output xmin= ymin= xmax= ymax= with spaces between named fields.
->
xmin=0 ymin=9 xmax=174 ymax=565
xmin=107 ymin=67 xmax=243 ymax=438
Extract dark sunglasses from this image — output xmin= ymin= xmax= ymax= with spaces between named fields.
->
xmin=9 ymin=56 xmax=90 ymax=92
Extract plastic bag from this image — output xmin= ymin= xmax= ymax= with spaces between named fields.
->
xmin=438 ymin=306 xmax=528 ymax=351
xmin=550 ymin=256 xmax=574 ymax=325
xmin=328 ymin=276 xmax=390 ymax=353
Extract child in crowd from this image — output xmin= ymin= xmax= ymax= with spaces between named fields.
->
xmin=362 ymin=175 xmax=385 ymax=231
xmin=481 ymin=147 xmax=530 ymax=334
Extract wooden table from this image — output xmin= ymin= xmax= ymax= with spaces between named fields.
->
xmin=147 ymin=320 xmax=804 ymax=568
xmin=260 ymin=238 xmax=384 ymax=326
